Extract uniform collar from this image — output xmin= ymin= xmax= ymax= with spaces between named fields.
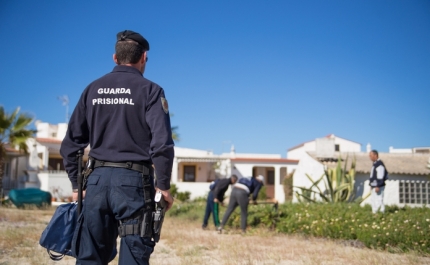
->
xmin=112 ymin=65 xmax=143 ymax=76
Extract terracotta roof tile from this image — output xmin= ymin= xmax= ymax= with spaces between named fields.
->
xmin=36 ymin=137 xmax=62 ymax=144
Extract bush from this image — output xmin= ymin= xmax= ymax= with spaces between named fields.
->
xmin=167 ymin=199 xmax=430 ymax=255
xmin=169 ymin=183 xmax=191 ymax=202
xmin=273 ymin=203 xmax=429 ymax=255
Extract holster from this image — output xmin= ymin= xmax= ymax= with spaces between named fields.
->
xmin=152 ymin=192 xmax=167 ymax=242
xmin=118 ymin=173 xmax=156 ymax=240
xmin=82 ymin=157 xmax=95 ymax=190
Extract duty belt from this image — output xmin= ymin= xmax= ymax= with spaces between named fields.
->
xmin=93 ymin=160 xmax=150 ymax=175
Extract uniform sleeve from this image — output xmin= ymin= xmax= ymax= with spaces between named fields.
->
xmin=60 ymin=92 xmax=90 ymax=189
xmin=146 ymin=87 xmax=175 ymax=191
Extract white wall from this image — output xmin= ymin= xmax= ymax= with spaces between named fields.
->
xmin=334 ymin=137 xmax=361 ymax=152
xmin=174 ymin=182 xmax=213 ymax=200
xmin=292 ymin=152 xmax=325 ymax=202
xmin=288 ymin=142 xmax=316 ymax=159
xmin=361 ymin=175 xmax=430 ymax=208
xmin=288 ymin=135 xmax=361 ymax=160
xmin=38 ymin=172 xmax=72 ymax=200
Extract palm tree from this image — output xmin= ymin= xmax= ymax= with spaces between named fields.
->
xmin=0 ymin=106 xmax=36 ymax=196
xmin=171 ymin=125 xmax=179 ymax=141
xmin=170 ymin=113 xmax=179 ymax=141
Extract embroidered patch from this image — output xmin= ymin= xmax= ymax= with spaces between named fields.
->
xmin=161 ymin=97 xmax=169 ymax=114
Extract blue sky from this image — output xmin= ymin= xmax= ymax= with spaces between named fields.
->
xmin=1 ymin=1 xmax=429 ymax=156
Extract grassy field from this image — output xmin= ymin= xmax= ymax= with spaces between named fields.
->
xmin=0 ymin=205 xmax=429 ymax=265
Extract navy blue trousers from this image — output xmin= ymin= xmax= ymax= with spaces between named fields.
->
xmin=202 ymin=191 xmax=220 ymax=227
xmin=72 ymin=167 xmax=155 ymax=265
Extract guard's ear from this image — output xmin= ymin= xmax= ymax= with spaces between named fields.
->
xmin=141 ymin=51 xmax=147 ymax=64
xmin=113 ymin=54 xmax=118 ymax=64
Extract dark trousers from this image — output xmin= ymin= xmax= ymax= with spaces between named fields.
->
xmin=202 ymin=191 xmax=220 ymax=227
xmin=72 ymin=167 xmax=155 ymax=265
xmin=220 ymin=187 xmax=249 ymax=231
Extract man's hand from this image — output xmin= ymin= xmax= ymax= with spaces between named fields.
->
xmin=157 ymin=188 xmax=174 ymax=212
xmin=72 ymin=190 xmax=86 ymax=202
xmin=374 ymin=187 xmax=380 ymax=193
xmin=214 ymin=198 xmax=219 ymax=203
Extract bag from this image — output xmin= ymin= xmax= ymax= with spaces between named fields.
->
xmin=39 ymin=202 xmax=78 ymax=260
xmin=40 ymin=202 xmax=118 ymax=261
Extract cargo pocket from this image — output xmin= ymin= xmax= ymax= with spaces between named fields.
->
xmin=124 ymin=236 xmax=154 ymax=264
xmin=118 ymin=175 xmax=143 ymax=201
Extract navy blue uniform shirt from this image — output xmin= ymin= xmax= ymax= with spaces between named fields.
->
xmin=60 ymin=65 xmax=174 ymax=190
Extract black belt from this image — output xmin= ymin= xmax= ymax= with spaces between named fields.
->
xmin=93 ymin=160 xmax=150 ymax=175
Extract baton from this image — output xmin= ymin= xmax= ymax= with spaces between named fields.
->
xmin=77 ymin=150 xmax=83 ymax=215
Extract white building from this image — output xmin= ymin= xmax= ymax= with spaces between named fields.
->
xmin=4 ymin=126 xmax=428 ymax=207
xmin=290 ymin=135 xmax=430 ymax=207
xmin=2 ymin=122 xmax=298 ymax=203
xmin=287 ymin=134 xmax=361 ymax=160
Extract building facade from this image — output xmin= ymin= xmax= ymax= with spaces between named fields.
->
xmin=2 ymin=122 xmax=298 ymax=203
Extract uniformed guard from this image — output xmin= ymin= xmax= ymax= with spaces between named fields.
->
xmin=60 ymin=30 xmax=175 ymax=265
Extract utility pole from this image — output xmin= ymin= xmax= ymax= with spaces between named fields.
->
xmin=57 ymin=95 xmax=69 ymax=123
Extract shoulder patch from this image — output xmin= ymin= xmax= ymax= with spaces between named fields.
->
xmin=161 ymin=97 xmax=169 ymax=114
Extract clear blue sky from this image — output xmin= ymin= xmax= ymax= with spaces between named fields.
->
xmin=1 ymin=1 xmax=429 ymax=156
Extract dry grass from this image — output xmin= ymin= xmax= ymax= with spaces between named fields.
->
xmin=0 ymin=206 xmax=429 ymax=265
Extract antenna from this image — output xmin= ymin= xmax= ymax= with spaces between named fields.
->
xmin=222 ymin=140 xmax=231 ymax=154
xmin=57 ymin=95 xmax=69 ymax=123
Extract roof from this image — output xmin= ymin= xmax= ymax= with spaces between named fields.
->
xmin=308 ymin=152 xmax=430 ymax=176
xmin=36 ymin=137 xmax=62 ymax=144
xmin=288 ymin=134 xmax=361 ymax=151
xmin=4 ymin=145 xmax=25 ymax=156
xmin=231 ymin=158 xmax=299 ymax=164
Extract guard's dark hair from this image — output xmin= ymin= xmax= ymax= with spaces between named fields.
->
xmin=231 ymin=175 xmax=238 ymax=181
xmin=371 ymin=150 xmax=379 ymax=157
xmin=115 ymin=40 xmax=145 ymax=64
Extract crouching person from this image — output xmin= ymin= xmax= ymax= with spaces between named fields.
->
xmin=218 ymin=175 xmax=264 ymax=234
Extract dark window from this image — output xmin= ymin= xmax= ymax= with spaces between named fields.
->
xmin=267 ymin=170 xmax=275 ymax=185
xmin=335 ymin=144 xmax=340 ymax=151
xmin=183 ymin=166 xmax=196 ymax=182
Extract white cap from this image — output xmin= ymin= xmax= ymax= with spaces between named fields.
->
xmin=256 ymin=175 xmax=264 ymax=184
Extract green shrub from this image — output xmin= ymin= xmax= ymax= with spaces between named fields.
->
xmin=169 ymin=183 xmax=191 ymax=202
xmin=257 ymin=186 xmax=267 ymax=200
xmin=168 ymin=200 xmax=430 ymax=255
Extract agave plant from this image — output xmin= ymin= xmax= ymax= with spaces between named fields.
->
xmin=295 ymin=156 xmax=368 ymax=203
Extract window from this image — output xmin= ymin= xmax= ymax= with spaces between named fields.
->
xmin=399 ymin=180 xmax=429 ymax=205
xmin=335 ymin=144 xmax=340 ymax=152
xmin=267 ymin=170 xmax=275 ymax=185
xmin=183 ymin=166 xmax=196 ymax=182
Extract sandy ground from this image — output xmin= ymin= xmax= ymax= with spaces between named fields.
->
xmin=0 ymin=208 xmax=429 ymax=265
